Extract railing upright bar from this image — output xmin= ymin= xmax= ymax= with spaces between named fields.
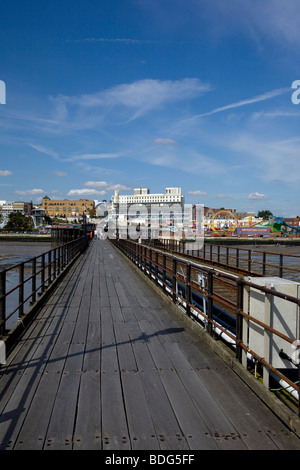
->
xmin=0 ymin=271 xmax=6 ymax=335
xmin=53 ymin=247 xmax=57 ymax=280
xmin=163 ymin=254 xmax=166 ymax=292
xmin=19 ymin=263 xmax=24 ymax=317
xmin=186 ymin=263 xmax=191 ymax=317
xmin=262 ymin=252 xmax=266 ymax=276
xmin=31 ymin=258 xmax=36 ymax=304
xmin=279 ymin=254 xmax=283 ymax=278
xmin=206 ymin=270 xmax=213 ymax=336
xmin=172 ymin=257 xmax=177 ymax=303
xmin=41 ymin=254 xmax=45 ymax=293
xmin=235 ymin=278 xmax=244 ymax=362
xmin=155 ymin=251 xmax=159 ymax=285
xmin=48 ymin=251 xmax=52 ymax=286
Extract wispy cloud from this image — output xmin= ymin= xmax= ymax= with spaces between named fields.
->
xmin=66 ymin=37 xmax=157 ymax=45
xmin=65 ymin=153 xmax=124 ymax=162
xmin=28 ymin=144 xmax=125 ymax=163
xmin=29 ymin=144 xmax=59 ymax=160
xmin=0 ymin=170 xmax=13 ymax=176
xmin=183 ymin=87 xmax=289 ymax=122
xmin=154 ymin=138 xmax=177 ymax=146
xmin=52 ymin=78 xmax=212 ymax=123
xmin=188 ymin=190 xmax=208 ymax=196
xmin=228 ymin=134 xmax=300 ymax=184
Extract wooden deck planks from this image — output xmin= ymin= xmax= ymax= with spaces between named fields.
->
xmin=0 ymin=239 xmax=300 ymax=450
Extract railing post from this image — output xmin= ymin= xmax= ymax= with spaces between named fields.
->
xmin=148 ymin=248 xmax=153 ymax=279
xmin=135 ymin=242 xmax=138 ymax=265
xmin=235 ymin=278 xmax=244 ymax=362
xmin=262 ymin=252 xmax=266 ymax=276
xmin=53 ymin=248 xmax=57 ymax=280
xmin=162 ymin=254 xmax=166 ymax=292
xmin=206 ymin=270 xmax=213 ymax=335
xmin=41 ymin=253 xmax=45 ymax=293
xmin=172 ymin=257 xmax=177 ymax=303
xmin=186 ymin=263 xmax=191 ymax=317
xmin=0 ymin=271 xmax=6 ymax=336
xmin=31 ymin=258 xmax=36 ymax=304
xmin=248 ymin=250 xmax=251 ymax=274
xmin=279 ymin=254 xmax=283 ymax=278
xmin=19 ymin=263 xmax=24 ymax=317
xmin=48 ymin=251 xmax=52 ymax=286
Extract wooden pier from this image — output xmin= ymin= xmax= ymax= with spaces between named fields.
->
xmin=0 ymin=239 xmax=300 ymax=450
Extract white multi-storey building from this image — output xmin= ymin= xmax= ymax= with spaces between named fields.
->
xmin=111 ymin=187 xmax=184 ymax=208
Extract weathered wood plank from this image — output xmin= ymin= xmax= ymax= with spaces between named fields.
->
xmin=158 ymin=369 xmax=219 ymax=450
xmin=73 ymin=371 xmax=101 ymax=450
xmin=14 ymin=370 xmax=62 ymax=450
xmin=120 ymin=370 xmax=160 ymax=450
xmin=44 ymin=371 xmax=81 ymax=450
xmin=101 ymin=370 xmax=130 ymax=450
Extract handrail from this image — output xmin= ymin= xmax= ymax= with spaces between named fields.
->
xmin=111 ymin=238 xmax=300 ymax=417
xmin=152 ymin=239 xmax=300 ymax=280
xmin=0 ymin=235 xmax=90 ymax=336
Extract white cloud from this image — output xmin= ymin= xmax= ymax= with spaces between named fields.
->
xmin=0 ymin=170 xmax=13 ymax=176
xmin=15 ymin=188 xmax=44 ymax=196
xmin=67 ymin=38 xmax=156 ymax=45
xmin=28 ymin=144 xmax=124 ymax=163
xmin=188 ymin=190 xmax=208 ymax=196
xmin=154 ymin=138 xmax=177 ymax=146
xmin=184 ymin=88 xmax=289 ymax=122
xmin=53 ymin=171 xmax=67 ymax=177
xmin=29 ymin=144 xmax=59 ymax=160
xmin=248 ymin=192 xmax=268 ymax=200
xmin=67 ymin=188 xmax=107 ymax=197
xmin=52 ymin=78 xmax=212 ymax=122
xmin=84 ymin=181 xmax=131 ymax=191
xmin=66 ymin=153 xmax=123 ymax=161
xmin=218 ymin=194 xmax=233 ymax=199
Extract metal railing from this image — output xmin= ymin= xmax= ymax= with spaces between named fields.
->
xmin=150 ymin=239 xmax=300 ymax=281
xmin=111 ymin=238 xmax=300 ymax=417
xmin=0 ymin=236 xmax=90 ymax=337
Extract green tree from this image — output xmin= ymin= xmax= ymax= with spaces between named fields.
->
xmin=4 ymin=212 xmax=34 ymax=231
xmin=257 ymin=210 xmax=273 ymax=219
xmin=88 ymin=207 xmax=96 ymax=218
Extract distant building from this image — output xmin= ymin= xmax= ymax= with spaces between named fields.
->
xmin=111 ymin=187 xmax=184 ymax=209
xmin=41 ymin=196 xmax=95 ymax=218
xmin=0 ymin=201 xmax=33 ymax=217
xmin=284 ymin=217 xmax=300 ymax=227
xmin=107 ymin=187 xmax=185 ymax=235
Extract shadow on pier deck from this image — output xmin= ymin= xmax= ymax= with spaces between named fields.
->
xmin=0 ymin=239 xmax=300 ymax=450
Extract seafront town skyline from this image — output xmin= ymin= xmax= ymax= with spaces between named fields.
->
xmin=0 ymin=1 xmax=299 ymax=218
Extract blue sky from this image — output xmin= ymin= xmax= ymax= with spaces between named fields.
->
xmin=0 ymin=0 xmax=300 ymax=216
